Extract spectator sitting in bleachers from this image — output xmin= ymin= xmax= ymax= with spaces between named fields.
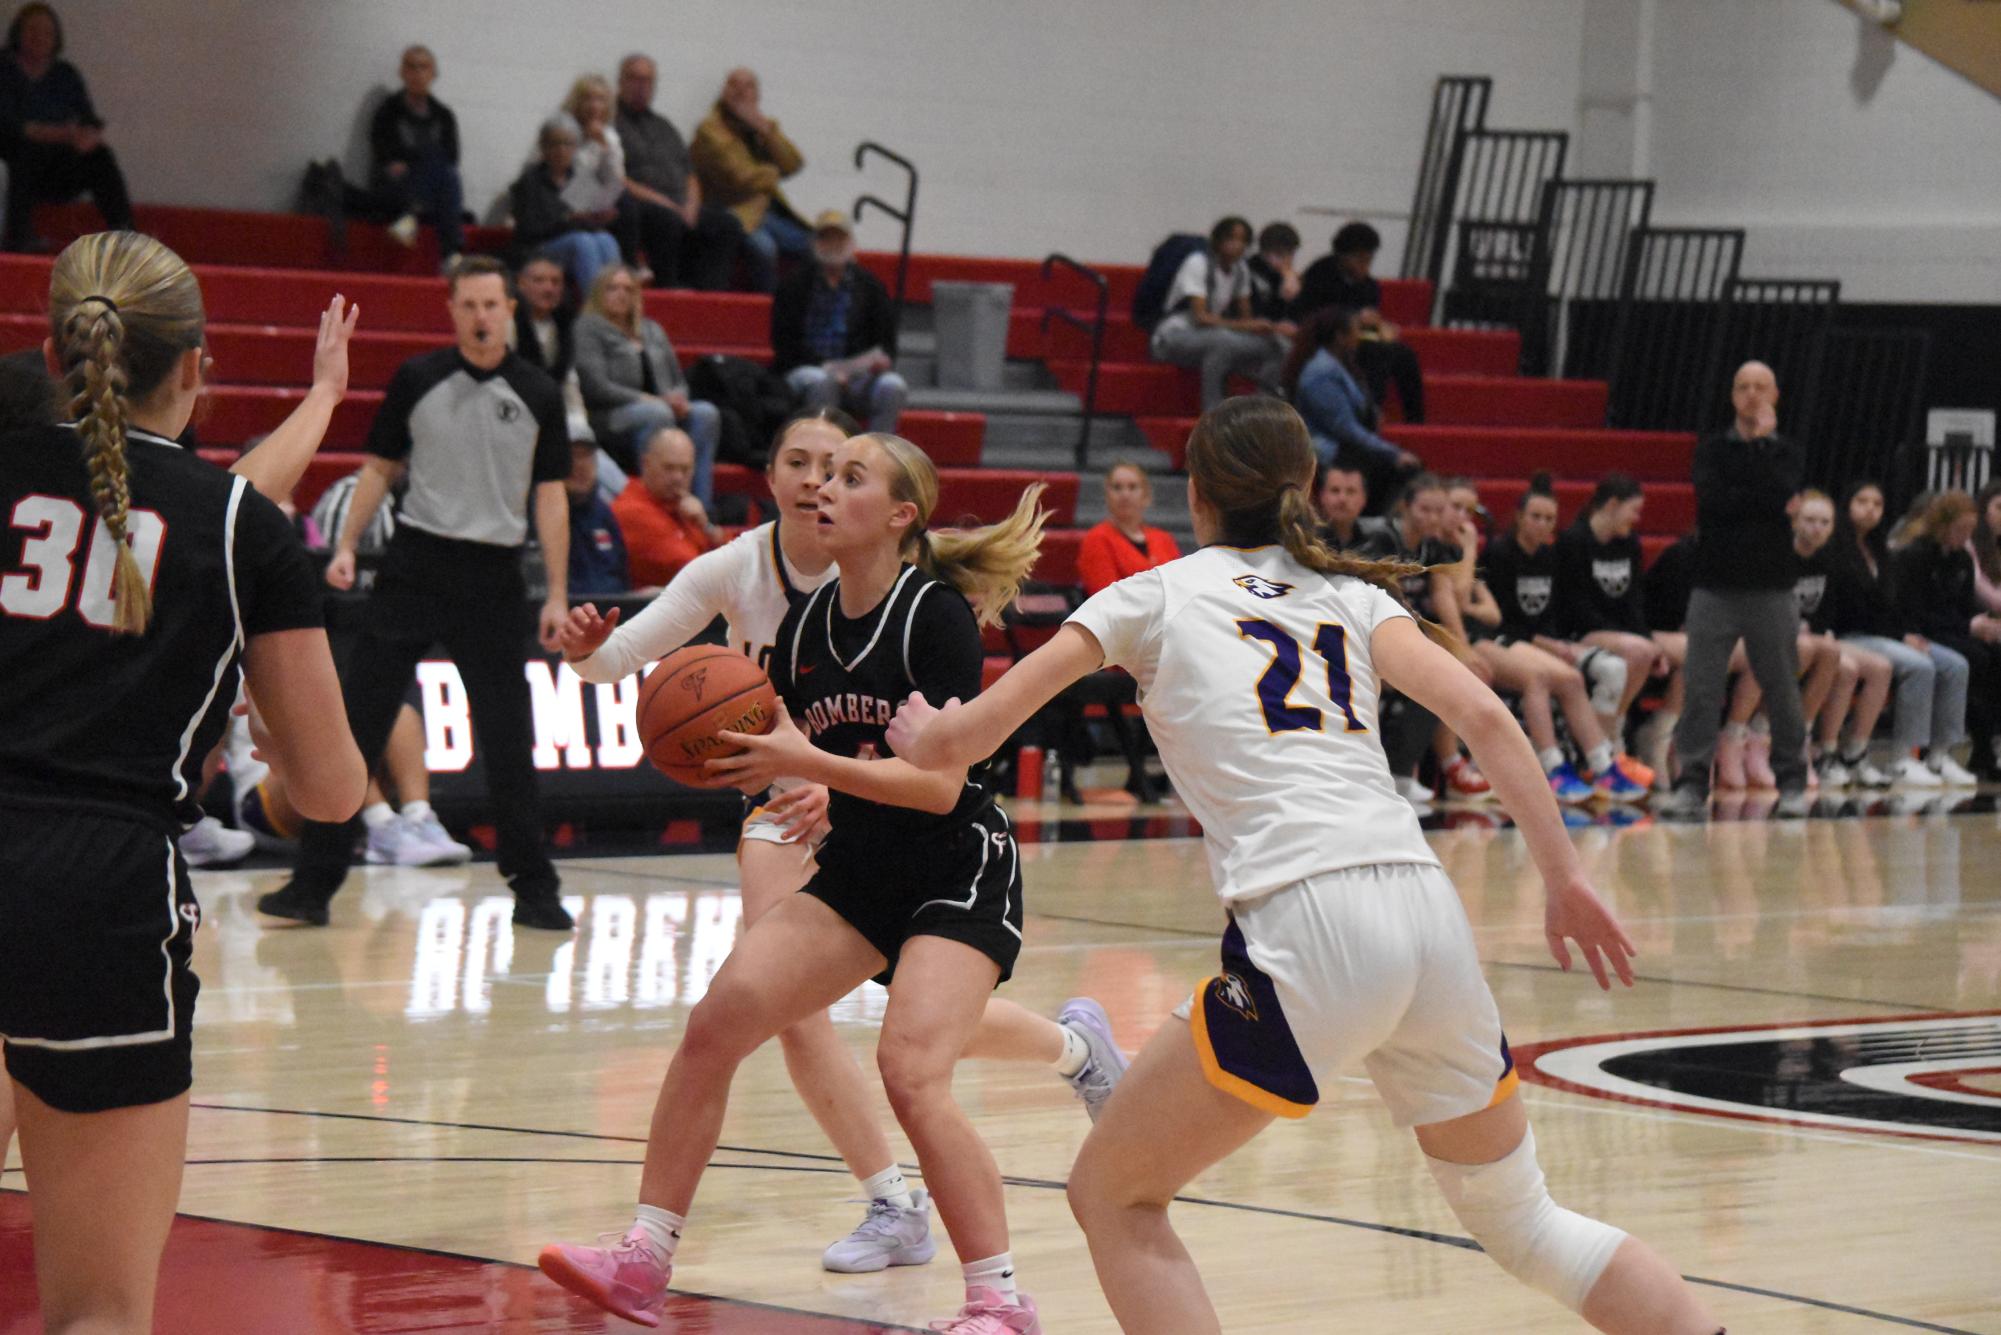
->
xmin=693 ymin=67 xmax=808 ymax=294
xmin=613 ymin=54 xmax=740 ymax=292
xmin=1556 ymin=474 xmax=1680 ymax=780
xmin=366 ymin=45 xmax=462 ymax=262
xmin=771 ymin=209 xmax=906 ymax=432
xmin=1149 ymin=216 xmax=1285 ymax=413
xmin=1892 ymin=490 xmax=2001 ymax=781
xmin=512 ymin=253 xmax=577 ymax=398
xmin=574 ymin=263 xmax=719 ymax=499
xmin=1791 ymin=491 xmax=1895 ymax=788
xmin=1247 ymin=221 xmax=1303 ymax=324
xmin=0 ymin=2 xmax=131 ymax=252
xmin=1077 ymin=461 xmax=1180 ymax=596
xmin=1312 ymin=460 xmax=1369 ymax=551
xmin=565 ymin=432 xmax=628 ymax=597
xmin=613 ymin=425 xmax=720 ymax=590
xmin=560 ymin=75 xmax=638 ymax=275
xmin=1475 ymin=476 xmax=1645 ymax=802
xmin=1829 ymin=480 xmax=1970 ymax=786
xmin=1973 ymin=481 xmax=2001 ymax=615
xmin=1440 ymin=477 xmax=1503 ymax=639
xmin=1295 ymin=221 xmax=1425 ymax=423
xmin=510 ymin=114 xmax=622 ymax=295
xmin=1282 ymin=307 xmax=1419 ymax=496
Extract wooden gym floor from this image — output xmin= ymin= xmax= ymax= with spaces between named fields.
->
xmin=4 ymin=797 xmax=1999 ymax=1332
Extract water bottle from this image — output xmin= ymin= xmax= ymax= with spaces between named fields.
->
xmin=1043 ymin=748 xmax=1062 ymax=803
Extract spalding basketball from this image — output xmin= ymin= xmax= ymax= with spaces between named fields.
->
xmin=636 ymin=646 xmax=779 ymax=787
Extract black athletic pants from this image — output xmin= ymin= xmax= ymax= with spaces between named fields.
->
xmin=291 ymin=529 xmax=557 ymax=898
xmin=625 ymin=196 xmax=743 ymax=291
xmin=1357 ymin=338 xmax=1425 ymax=424
xmin=3 ymin=143 xmax=133 ymax=250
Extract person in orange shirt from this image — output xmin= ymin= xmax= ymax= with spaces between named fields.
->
xmin=611 ymin=426 xmax=719 ymax=589
xmin=1077 ymin=461 xmax=1182 ymax=595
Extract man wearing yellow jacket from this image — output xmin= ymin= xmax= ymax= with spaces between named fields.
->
xmin=692 ymin=67 xmax=810 ymax=293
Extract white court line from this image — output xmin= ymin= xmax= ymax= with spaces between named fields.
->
xmin=1324 ymin=1072 xmax=2001 ymax=1166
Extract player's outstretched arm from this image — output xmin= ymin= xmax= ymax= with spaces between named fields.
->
xmin=230 ymin=295 xmax=359 ymax=504
xmin=1372 ymin=615 xmax=1636 ymax=990
xmin=886 ymin=622 xmax=1105 ymax=771
xmin=711 ymin=701 xmax=966 ymax=815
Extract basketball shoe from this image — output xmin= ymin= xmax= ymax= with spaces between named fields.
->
xmin=822 ymin=1189 xmax=938 ymax=1272
xmin=931 ymin=1286 xmax=1042 ymax=1333
xmin=538 ymin=1230 xmax=670 ymax=1327
xmin=1057 ymin=997 xmax=1128 ymax=1121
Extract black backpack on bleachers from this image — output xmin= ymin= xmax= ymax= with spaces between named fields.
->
xmin=687 ymin=354 xmax=793 ymax=470
xmin=1131 ymin=233 xmax=1208 ymax=334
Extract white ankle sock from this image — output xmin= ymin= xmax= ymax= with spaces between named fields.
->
xmin=860 ymin=1165 xmax=915 ymax=1210
xmin=400 ymin=799 xmax=433 ymax=823
xmin=1538 ymin=747 xmax=1566 ymax=775
xmin=963 ymin=1250 xmax=1018 ymax=1300
xmin=1585 ymin=741 xmax=1615 ymax=776
xmin=359 ymin=801 xmax=396 ymax=829
xmin=1052 ymin=1023 xmax=1089 ymax=1078
xmin=631 ymin=1204 xmax=683 ymax=1264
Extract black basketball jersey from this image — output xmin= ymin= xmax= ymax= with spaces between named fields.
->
xmin=0 ymin=423 xmax=323 ymax=827
xmin=770 ymin=564 xmax=992 ymax=839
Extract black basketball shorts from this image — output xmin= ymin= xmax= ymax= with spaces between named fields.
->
xmin=0 ymin=801 xmax=201 ymax=1113
xmin=804 ymin=805 xmax=1024 ymax=985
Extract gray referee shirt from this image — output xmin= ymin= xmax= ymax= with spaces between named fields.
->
xmin=367 ymin=348 xmax=569 ymax=548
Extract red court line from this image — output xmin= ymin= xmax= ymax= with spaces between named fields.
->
xmin=0 ymin=1191 xmax=913 ymax=1333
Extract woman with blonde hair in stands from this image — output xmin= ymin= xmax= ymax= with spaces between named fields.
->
xmin=886 ymin=396 xmax=1722 ymax=1335
xmin=0 ymin=231 xmax=365 ymax=1334
xmin=573 ymin=263 xmax=720 ymax=495
xmin=1893 ymin=489 xmax=2001 ymax=781
xmin=559 ymin=72 xmax=642 ymax=274
xmin=542 ymin=435 xmax=1064 ymax=1332
xmin=1789 ymin=490 xmax=1895 ymax=788
xmin=1078 ymin=459 xmax=1181 ymax=595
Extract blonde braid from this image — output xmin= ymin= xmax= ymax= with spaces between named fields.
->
xmin=68 ymin=299 xmax=152 ymax=634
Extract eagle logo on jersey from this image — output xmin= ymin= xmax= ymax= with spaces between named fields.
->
xmin=1592 ymin=559 xmax=1632 ymax=598
xmin=1515 ymin=575 xmax=1552 ymax=616
xmin=1214 ymin=972 xmax=1259 ymax=1022
xmin=1233 ymin=574 xmax=1293 ymax=600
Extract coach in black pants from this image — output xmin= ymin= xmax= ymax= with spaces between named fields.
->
xmin=259 ymin=257 xmax=575 ymax=930
xmin=1663 ymin=361 xmax=1808 ymax=812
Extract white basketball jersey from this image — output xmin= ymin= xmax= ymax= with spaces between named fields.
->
xmin=572 ymin=523 xmax=835 ymax=684
xmin=1069 ymin=544 xmax=1439 ymax=903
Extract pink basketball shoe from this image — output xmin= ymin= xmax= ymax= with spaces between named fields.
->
xmin=537 ymin=1230 xmax=671 ymax=1327
xmin=930 ymin=1286 xmax=1042 ymax=1333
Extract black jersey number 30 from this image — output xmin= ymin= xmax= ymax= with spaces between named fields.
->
xmin=1235 ymin=618 xmax=1364 ymax=734
xmin=1 ymin=496 xmax=167 ymax=627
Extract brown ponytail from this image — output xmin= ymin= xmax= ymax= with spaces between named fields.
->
xmin=868 ymin=432 xmax=1048 ymax=627
xmin=1189 ymin=396 xmax=1461 ymax=651
xmin=47 ymin=232 xmax=206 ymax=636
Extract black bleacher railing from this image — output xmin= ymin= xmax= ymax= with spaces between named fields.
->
xmin=852 ymin=140 xmax=918 ymax=357
xmin=1606 ymin=226 xmax=1745 ymax=431
xmin=1527 ymin=178 xmax=1655 ymax=382
xmin=1401 ymin=75 xmax=1492 ymax=287
xmin=1039 ymin=252 xmax=1109 ymax=471
xmin=1720 ymin=278 xmax=1841 ymax=443
xmin=1815 ymin=327 xmax=1933 ymax=503
xmin=1437 ymin=129 xmax=1570 ymax=332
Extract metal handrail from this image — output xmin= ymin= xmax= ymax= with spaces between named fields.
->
xmin=852 ymin=141 xmax=918 ymax=357
xmin=1039 ymin=252 xmax=1109 ymax=471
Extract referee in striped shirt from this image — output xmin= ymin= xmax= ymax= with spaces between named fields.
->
xmin=259 ymin=256 xmax=575 ymax=930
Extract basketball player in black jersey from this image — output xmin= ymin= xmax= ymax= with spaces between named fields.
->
xmin=540 ymin=435 xmax=1050 ymax=1332
xmin=0 ymin=233 xmax=365 ymax=1334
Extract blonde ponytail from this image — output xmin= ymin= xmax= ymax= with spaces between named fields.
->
xmin=923 ymin=482 xmax=1049 ymax=628
xmin=867 ymin=431 xmax=1049 ymax=627
xmin=47 ymin=232 xmax=206 ymax=636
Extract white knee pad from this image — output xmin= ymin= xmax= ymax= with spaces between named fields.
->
xmin=1578 ymin=648 xmax=1629 ymax=716
xmin=1425 ymin=1129 xmax=1627 ymax=1313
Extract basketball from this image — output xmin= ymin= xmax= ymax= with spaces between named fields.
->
xmin=636 ymin=646 xmax=779 ymax=786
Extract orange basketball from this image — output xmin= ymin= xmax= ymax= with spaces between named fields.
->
xmin=636 ymin=646 xmax=779 ymax=787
